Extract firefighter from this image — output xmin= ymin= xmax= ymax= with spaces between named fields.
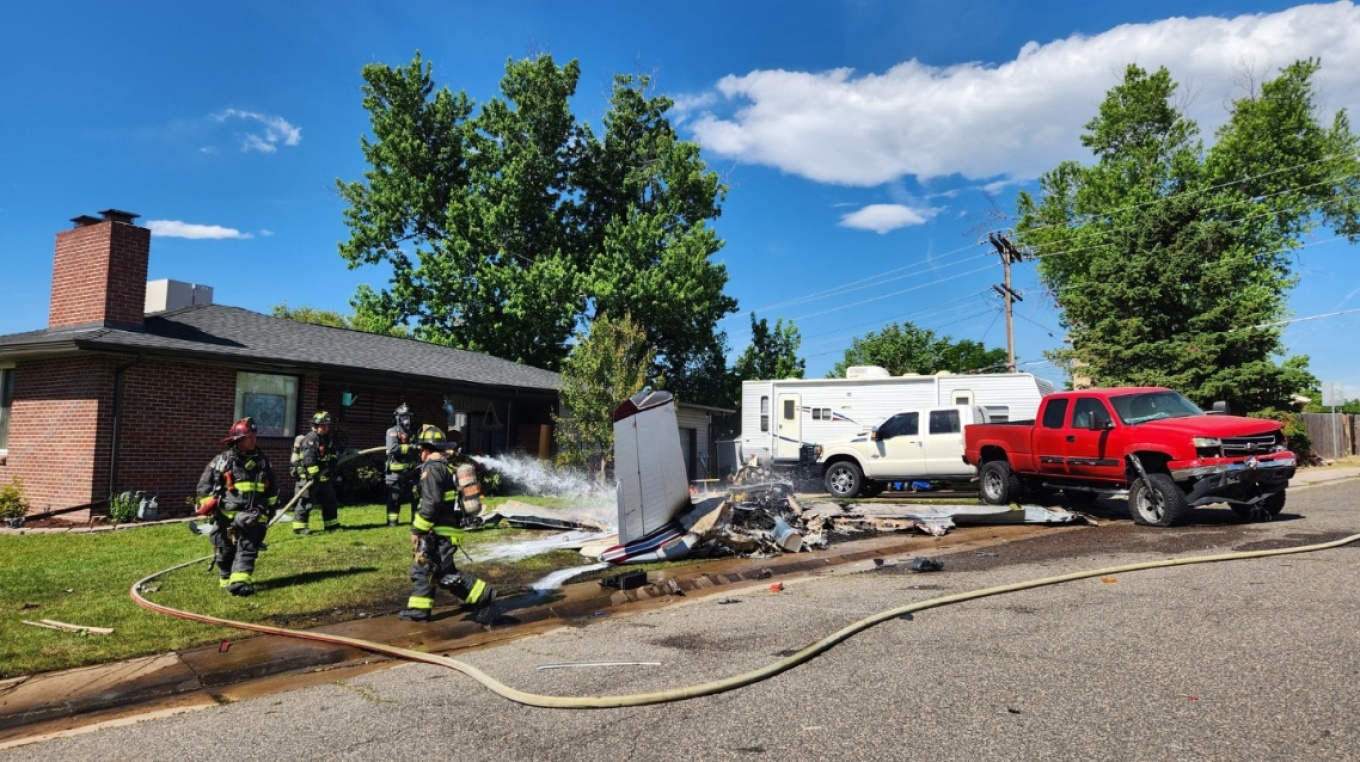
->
xmin=195 ymin=417 xmax=279 ymax=596
xmin=399 ymin=424 xmax=497 ymax=623
xmin=384 ymin=403 xmax=419 ymax=527
xmin=293 ymin=410 xmax=340 ymax=534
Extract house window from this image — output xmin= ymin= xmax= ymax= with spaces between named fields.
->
xmin=760 ymin=396 xmax=770 ymax=433
xmin=234 ymin=372 xmax=298 ymax=437
xmin=0 ymin=366 xmax=13 ymax=452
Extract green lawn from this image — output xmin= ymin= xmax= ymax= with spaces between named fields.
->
xmin=0 ymin=499 xmax=613 ymax=678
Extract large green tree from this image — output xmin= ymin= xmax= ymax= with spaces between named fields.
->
xmin=733 ymin=314 xmax=805 ymax=381
xmin=553 ymin=313 xmax=653 ymax=480
xmin=271 ymin=303 xmax=410 ymax=337
xmin=830 ymin=322 xmax=1008 ymax=378
xmin=336 ymin=52 xmax=736 ymax=403
xmin=1016 ymin=60 xmax=1360 ymax=411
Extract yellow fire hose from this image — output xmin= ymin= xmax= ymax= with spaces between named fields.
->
xmin=132 ymin=465 xmax=1360 ymax=708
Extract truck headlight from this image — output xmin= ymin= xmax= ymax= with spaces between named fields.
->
xmin=1191 ymin=437 xmax=1221 ymax=448
xmin=814 ymin=445 xmax=823 ymax=459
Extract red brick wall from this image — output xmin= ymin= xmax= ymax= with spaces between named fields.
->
xmin=49 ymin=220 xmax=150 ymax=329
xmin=0 ymin=356 xmax=108 ymax=512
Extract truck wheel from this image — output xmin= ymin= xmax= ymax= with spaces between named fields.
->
xmin=1128 ymin=473 xmax=1190 ymax=526
xmin=824 ymin=462 xmax=864 ymax=499
xmin=979 ymin=460 xmax=1021 ymax=505
xmin=1230 ymin=489 xmax=1286 ymax=521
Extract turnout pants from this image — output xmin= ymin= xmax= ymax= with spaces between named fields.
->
xmin=211 ymin=517 xmax=267 ymax=588
xmin=406 ymin=534 xmax=492 ymax=613
xmin=294 ymin=480 xmax=340 ymax=530
xmin=385 ymin=471 xmax=417 ymax=523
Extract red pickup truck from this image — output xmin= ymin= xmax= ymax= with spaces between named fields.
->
xmin=962 ymin=387 xmax=1297 ymax=526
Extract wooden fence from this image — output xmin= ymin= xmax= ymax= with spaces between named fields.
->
xmin=1300 ymin=412 xmax=1358 ymax=460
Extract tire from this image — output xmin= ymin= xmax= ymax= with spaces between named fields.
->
xmin=979 ymin=460 xmax=1021 ymax=505
xmin=824 ymin=461 xmax=864 ymax=499
xmin=1230 ymin=489 xmax=1287 ymax=521
xmin=1128 ymin=473 xmax=1191 ymax=527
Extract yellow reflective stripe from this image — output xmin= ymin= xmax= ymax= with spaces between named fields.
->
xmin=433 ymin=527 xmax=464 ymax=543
xmin=389 ymin=463 xmax=409 ymax=471
xmin=406 ymin=596 xmax=433 ymax=609
xmin=401 ymin=444 xmax=411 ymax=454
xmin=235 ymin=482 xmax=265 ymax=493
xmin=306 ymin=465 xmax=320 ymax=475
xmin=442 ymin=490 xmax=458 ymax=502
xmin=228 ymin=572 xmax=252 ymax=584
xmin=197 ymin=496 xmax=215 ymax=506
xmin=412 ymin=516 xmax=434 ymax=532
xmin=267 ymin=496 xmax=278 ymax=506
xmin=465 ymin=579 xmax=487 ymax=604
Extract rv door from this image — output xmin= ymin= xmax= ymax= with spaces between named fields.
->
xmin=775 ymin=393 xmax=802 ymax=461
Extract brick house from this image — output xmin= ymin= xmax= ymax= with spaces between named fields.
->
xmin=0 ymin=210 xmax=562 ymax=519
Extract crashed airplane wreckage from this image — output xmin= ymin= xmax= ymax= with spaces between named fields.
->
xmin=567 ymin=389 xmax=1092 ymax=566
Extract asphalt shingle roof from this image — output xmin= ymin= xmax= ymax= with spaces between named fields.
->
xmin=0 ymin=305 xmax=561 ymax=393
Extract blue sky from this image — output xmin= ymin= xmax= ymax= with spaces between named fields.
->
xmin=4 ymin=1 xmax=1360 ymax=399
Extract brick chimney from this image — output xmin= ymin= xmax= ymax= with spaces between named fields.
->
xmin=49 ymin=209 xmax=151 ymax=331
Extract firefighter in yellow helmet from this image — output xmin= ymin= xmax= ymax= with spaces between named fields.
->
xmin=399 ymin=424 xmax=497 ymax=623
xmin=194 ymin=417 xmax=279 ymax=596
xmin=293 ymin=410 xmax=340 ymax=534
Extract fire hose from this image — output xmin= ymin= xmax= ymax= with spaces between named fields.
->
xmin=133 ymin=476 xmax=1360 ymax=708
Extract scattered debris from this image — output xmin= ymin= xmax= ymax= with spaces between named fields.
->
xmin=219 ymin=641 xmax=231 ymax=653
xmin=599 ymin=570 xmax=648 ymax=590
xmin=536 ymin=661 xmax=662 ymax=671
xmin=717 ymin=598 xmax=742 ymax=605
xmin=769 ymin=581 xmax=785 ymax=593
xmin=1101 ymin=577 xmax=1117 ymax=584
xmin=909 ymin=558 xmax=943 ymax=572
xmin=21 ymin=619 xmax=113 ymax=635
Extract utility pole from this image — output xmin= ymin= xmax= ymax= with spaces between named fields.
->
xmin=988 ymin=233 xmax=1026 ymax=372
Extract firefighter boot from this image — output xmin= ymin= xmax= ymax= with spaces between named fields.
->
xmin=398 ymin=608 xmax=430 ymax=622
xmin=227 ymin=582 xmax=255 ymax=596
xmin=472 ymin=588 xmax=498 ymax=626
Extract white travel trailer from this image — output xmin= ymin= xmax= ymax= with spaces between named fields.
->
xmin=738 ymin=366 xmax=1056 ymax=469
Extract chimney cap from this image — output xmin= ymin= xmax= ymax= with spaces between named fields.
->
xmin=70 ymin=215 xmax=102 ymax=228
xmin=98 ymin=209 xmax=140 ymax=224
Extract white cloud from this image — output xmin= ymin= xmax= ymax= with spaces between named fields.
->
xmin=839 ymin=203 xmax=939 ymax=234
xmin=212 ymin=109 xmax=302 ymax=153
xmin=146 ymin=220 xmax=253 ymax=240
xmin=689 ymin=3 xmax=1360 ymax=186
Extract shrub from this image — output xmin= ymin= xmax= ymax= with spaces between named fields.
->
xmin=0 ymin=477 xmax=30 ymax=520
xmin=108 ymin=491 xmax=139 ymax=524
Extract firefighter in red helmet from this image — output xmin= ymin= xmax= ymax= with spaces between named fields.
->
xmin=194 ymin=417 xmax=279 ymax=596
xmin=399 ymin=424 xmax=497 ymax=623
xmin=292 ymin=410 xmax=341 ymax=534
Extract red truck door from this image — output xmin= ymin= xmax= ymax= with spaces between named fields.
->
xmin=1066 ymin=396 xmax=1120 ymax=480
xmin=1033 ymin=398 xmax=1071 ymax=476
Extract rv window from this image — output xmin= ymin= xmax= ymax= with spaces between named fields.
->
xmin=760 ymin=396 xmax=769 ymax=433
xmin=1042 ymin=399 xmax=1070 ymax=429
xmin=783 ymin=399 xmax=796 ymax=420
xmin=811 ymin=407 xmax=832 ymax=421
xmin=929 ymin=409 xmax=961 ymax=434
xmin=953 ymin=392 xmax=972 ymax=405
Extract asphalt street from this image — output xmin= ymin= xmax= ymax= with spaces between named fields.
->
xmin=6 ymin=478 xmax=1360 ymax=761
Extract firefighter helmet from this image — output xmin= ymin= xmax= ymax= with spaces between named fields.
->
xmin=312 ymin=411 xmax=332 ymax=427
xmin=417 ymin=424 xmax=448 ymax=451
xmin=393 ymin=403 xmax=412 ymax=428
xmin=221 ymin=417 xmax=258 ymax=444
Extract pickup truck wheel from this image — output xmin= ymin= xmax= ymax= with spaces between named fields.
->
xmin=1230 ymin=489 xmax=1286 ymax=521
xmin=979 ymin=460 xmax=1021 ymax=505
xmin=1128 ymin=473 xmax=1190 ymax=526
xmin=825 ymin=462 xmax=864 ymax=499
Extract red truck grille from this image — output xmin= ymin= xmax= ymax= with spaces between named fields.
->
xmin=1220 ymin=434 xmax=1280 ymax=456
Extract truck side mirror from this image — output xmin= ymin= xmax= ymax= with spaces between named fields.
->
xmin=1208 ymin=401 xmax=1230 ymax=416
xmin=869 ymin=428 xmax=880 ymax=441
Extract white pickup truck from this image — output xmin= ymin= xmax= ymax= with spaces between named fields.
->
xmin=813 ymin=405 xmax=993 ymax=498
